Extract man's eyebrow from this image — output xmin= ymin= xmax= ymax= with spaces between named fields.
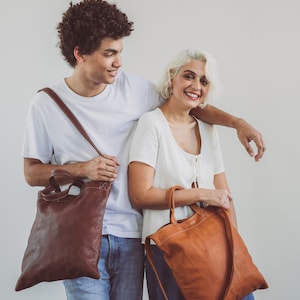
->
xmin=103 ymin=48 xmax=123 ymax=53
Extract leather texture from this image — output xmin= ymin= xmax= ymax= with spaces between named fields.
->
xmin=145 ymin=186 xmax=268 ymax=300
xmin=15 ymin=170 xmax=111 ymax=291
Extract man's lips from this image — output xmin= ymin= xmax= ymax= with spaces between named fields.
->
xmin=108 ymin=70 xmax=118 ymax=77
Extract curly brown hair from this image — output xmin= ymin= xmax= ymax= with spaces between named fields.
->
xmin=57 ymin=0 xmax=134 ymax=67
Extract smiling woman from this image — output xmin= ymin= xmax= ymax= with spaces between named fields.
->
xmin=171 ymin=59 xmax=209 ymax=108
xmin=128 ymin=48 xmax=256 ymax=300
xmin=128 ymin=50 xmax=236 ymax=300
xmin=157 ymin=49 xmax=222 ymax=108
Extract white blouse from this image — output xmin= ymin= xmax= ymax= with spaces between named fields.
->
xmin=129 ymin=108 xmax=225 ymax=241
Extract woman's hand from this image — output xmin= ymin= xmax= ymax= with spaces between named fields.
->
xmin=200 ymin=188 xmax=232 ymax=210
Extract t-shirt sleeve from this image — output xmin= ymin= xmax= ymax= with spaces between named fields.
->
xmin=147 ymin=82 xmax=163 ymax=111
xmin=21 ymin=94 xmax=54 ymax=163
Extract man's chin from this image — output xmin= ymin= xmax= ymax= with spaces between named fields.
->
xmin=106 ymin=76 xmax=117 ymax=84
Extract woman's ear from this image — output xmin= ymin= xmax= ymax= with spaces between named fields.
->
xmin=169 ymin=77 xmax=174 ymax=95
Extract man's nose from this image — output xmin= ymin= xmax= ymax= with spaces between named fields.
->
xmin=113 ymin=54 xmax=122 ymax=68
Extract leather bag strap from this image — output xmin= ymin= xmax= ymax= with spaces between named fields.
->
xmin=145 ymin=186 xmax=236 ymax=300
xmin=38 ymin=87 xmax=102 ymax=156
xmin=144 ymin=237 xmax=169 ymax=300
xmin=144 ymin=186 xmax=182 ymax=300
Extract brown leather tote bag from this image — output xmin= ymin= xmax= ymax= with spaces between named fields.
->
xmin=145 ymin=186 xmax=268 ymax=300
xmin=15 ymin=170 xmax=111 ymax=291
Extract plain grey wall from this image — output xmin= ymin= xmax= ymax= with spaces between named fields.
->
xmin=1 ymin=0 xmax=299 ymax=299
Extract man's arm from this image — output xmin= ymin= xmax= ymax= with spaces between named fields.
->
xmin=24 ymin=156 xmax=119 ymax=186
xmin=191 ymin=105 xmax=266 ymax=161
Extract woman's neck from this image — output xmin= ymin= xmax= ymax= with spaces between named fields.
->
xmin=160 ymin=102 xmax=194 ymax=125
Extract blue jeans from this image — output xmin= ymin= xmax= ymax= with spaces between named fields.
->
xmin=146 ymin=245 xmax=255 ymax=300
xmin=64 ymin=235 xmax=145 ymax=300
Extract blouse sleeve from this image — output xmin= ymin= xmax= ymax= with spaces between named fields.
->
xmin=212 ymin=125 xmax=225 ymax=174
xmin=128 ymin=111 xmax=159 ymax=169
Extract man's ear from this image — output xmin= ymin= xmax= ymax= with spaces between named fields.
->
xmin=73 ymin=46 xmax=85 ymax=63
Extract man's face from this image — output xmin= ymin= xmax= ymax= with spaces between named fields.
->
xmin=79 ymin=38 xmax=123 ymax=85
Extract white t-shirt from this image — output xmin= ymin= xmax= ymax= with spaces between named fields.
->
xmin=22 ymin=70 xmax=161 ymax=238
xmin=128 ymin=108 xmax=225 ymax=242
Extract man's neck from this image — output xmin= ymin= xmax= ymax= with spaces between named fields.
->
xmin=65 ymin=76 xmax=106 ymax=97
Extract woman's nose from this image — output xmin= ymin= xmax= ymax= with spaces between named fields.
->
xmin=191 ymin=80 xmax=201 ymax=90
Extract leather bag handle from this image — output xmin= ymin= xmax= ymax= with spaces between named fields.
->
xmin=40 ymin=169 xmax=111 ymax=202
xmin=167 ymin=185 xmax=218 ymax=223
xmin=40 ymin=169 xmax=85 ymax=202
xmin=145 ymin=186 xmax=236 ymax=300
xmin=38 ymin=87 xmax=102 ymax=157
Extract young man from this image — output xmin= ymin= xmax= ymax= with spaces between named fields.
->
xmin=22 ymin=1 xmax=265 ymax=299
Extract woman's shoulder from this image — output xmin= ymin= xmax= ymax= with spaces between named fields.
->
xmin=197 ymin=119 xmax=220 ymax=144
xmin=136 ymin=108 xmax=163 ymax=131
xmin=197 ymin=118 xmax=217 ymax=132
xmin=139 ymin=108 xmax=162 ymax=122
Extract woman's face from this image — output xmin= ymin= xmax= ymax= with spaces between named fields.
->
xmin=171 ymin=59 xmax=209 ymax=109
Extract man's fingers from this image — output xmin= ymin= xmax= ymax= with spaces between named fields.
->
xmin=250 ymin=135 xmax=266 ymax=161
xmin=103 ymin=154 xmax=120 ymax=166
xmin=245 ymin=141 xmax=255 ymax=158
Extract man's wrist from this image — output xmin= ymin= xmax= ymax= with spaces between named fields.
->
xmin=231 ymin=117 xmax=245 ymax=129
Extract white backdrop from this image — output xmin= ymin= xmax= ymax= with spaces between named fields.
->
xmin=1 ymin=0 xmax=299 ymax=299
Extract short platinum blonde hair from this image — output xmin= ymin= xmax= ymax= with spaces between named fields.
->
xmin=157 ymin=49 xmax=222 ymax=107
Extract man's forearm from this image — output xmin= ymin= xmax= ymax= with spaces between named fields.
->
xmin=191 ymin=104 xmax=266 ymax=161
xmin=191 ymin=105 xmax=243 ymax=129
xmin=24 ymin=158 xmax=87 ymax=187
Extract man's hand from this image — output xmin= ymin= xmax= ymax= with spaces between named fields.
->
xmin=235 ymin=119 xmax=266 ymax=161
xmin=190 ymin=105 xmax=266 ymax=161
xmin=85 ymin=155 xmax=120 ymax=181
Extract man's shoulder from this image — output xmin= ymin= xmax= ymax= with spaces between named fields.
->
xmin=29 ymin=81 xmax=67 ymax=111
xmin=116 ymin=70 xmax=153 ymax=88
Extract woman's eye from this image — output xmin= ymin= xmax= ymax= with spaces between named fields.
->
xmin=200 ymin=78 xmax=209 ymax=86
xmin=183 ymin=74 xmax=194 ymax=80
